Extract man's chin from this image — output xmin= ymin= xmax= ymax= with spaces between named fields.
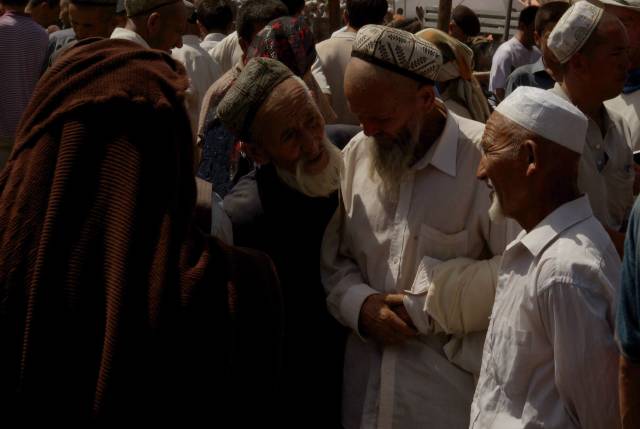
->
xmin=302 ymin=149 xmax=329 ymax=176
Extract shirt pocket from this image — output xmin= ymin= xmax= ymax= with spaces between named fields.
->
xmin=417 ymin=224 xmax=469 ymax=261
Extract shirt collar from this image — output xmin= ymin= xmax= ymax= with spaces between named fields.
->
xmin=513 ymin=195 xmax=593 ymax=257
xmin=111 ymin=27 xmax=151 ymax=49
xmin=182 ymin=34 xmax=201 ymax=47
xmin=413 ymin=109 xmax=459 ymax=177
xmin=204 ymin=33 xmax=226 ymax=42
xmin=332 ymin=31 xmax=356 ymax=40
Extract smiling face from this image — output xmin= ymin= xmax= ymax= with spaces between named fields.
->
xmin=250 ymin=77 xmax=329 ymax=176
xmin=476 ymin=112 xmax=530 ymax=222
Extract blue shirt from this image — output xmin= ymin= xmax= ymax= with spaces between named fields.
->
xmin=618 ymin=196 xmax=640 ymax=361
xmin=505 ymin=57 xmax=555 ymax=97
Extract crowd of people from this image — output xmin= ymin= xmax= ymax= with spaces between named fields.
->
xmin=2 ymin=0 xmax=640 ymax=427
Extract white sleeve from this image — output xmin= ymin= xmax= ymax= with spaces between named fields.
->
xmin=321 ymin=198 xmax=377 ymax=336
xmin=489 ymin=44 xmax=512 ymax=93
xmin=538 ymin=278 xmax=620 ymax=429
xmin=311 ymin=56 xmax=332 ymax=95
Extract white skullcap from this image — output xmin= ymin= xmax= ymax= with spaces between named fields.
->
xmin=495 ymin=86 xmax=588 ymax=154
xmin=548 ymin=1 xmax=604 ymax=64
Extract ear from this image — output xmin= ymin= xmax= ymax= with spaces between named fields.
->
xmin=243 ymin=142 xmax=269 ymax=165
xmin=147 ymin=11 xmax=161 ymax=35
xmin=523 ymin=139 xmax=538 ymax=177
xmin=416 ymin=84 xmax=436 ymax=112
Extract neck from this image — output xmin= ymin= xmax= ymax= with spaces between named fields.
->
xmin=412 ymin=104 xmax=447 ymax=164
xmin=517 ymin=188 xmax=580 ymax=232
xmin=560 ymin=79 xmax=604 ymax=125
xmin=515 ymin=30 xmax=530 ymax=49
xmin=346 ymin=25 xmax=357 ymax=33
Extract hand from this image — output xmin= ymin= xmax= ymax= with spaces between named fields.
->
xmin=385 ymin=294 xmax=416 ymax=329
xmin=358 ymin=294 xmax=418 ymax=346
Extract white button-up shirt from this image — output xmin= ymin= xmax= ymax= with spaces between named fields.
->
xmin=551 ymin=83 xmax=634 ymax=231
xmin=321 ymin=112 xmax=510 ymax=429
xmin=200 ymin=32 xmax=226 ymax=55
xmin=606 ymin=90 xmax=640 ymax=151
xmin=489 ymin=37 xmax=541 ymax=93
xmin=210 ymin=31 xmax=243 ymax=74
xmin=172 ymin=35 xmax=223 ymax=136
xmin=110 ymin=27 xmax=151 ymax=49
xmin=470 ymin=196 xmax=621 ymax=429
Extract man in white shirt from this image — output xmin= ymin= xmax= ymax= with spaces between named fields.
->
xmin=110 ymin=0 xmax=185 ymax=51
xmin=171 ymin=1 xmax=222 ymax=134
xmin=321 ymin=25 xmax=509 ymax=429
xmin=195 ymin=0 xmax=231 ymax=54
xmin=470 ymin=85 xmax=621 ymax=429
xmin=602 ymin=0 xmax=640 ymax=152
xmin=490 ymin=5 xmax=541 ymax=101
xmin=314 ymin=0 xmax=387 ymax=125
xmin=546 ymin=1 xmax=633 ymax=253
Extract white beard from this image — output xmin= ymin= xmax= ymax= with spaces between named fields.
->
xmin=369 ymin=118 xmax=423 ymax=199
xmin=275 ymin=137 xmax=342 ymax=198
xmin=488 ymin=192 xmax=506 ymax=223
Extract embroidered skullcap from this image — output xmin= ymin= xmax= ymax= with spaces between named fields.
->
xmin=600 ymin=0 xmax=640 ymax=12
xmin=547 ymin=1 xmax=604 ymax=64
xmin=351 ymin=24 xmax=442 ymax=84
xmin=495 ymin=86 xmax=588 ymax=154
xmin=247 ymin=16 xmax=317 ymax=77
xmin=217 ymin=57 xmax=294 ymax=142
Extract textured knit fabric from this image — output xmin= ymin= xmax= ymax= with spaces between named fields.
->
xmin=0 ymin=38 xmax=283 ymax=426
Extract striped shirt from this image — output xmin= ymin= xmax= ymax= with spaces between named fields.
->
xmin=0 ymin=11 xmax=48 ymax=140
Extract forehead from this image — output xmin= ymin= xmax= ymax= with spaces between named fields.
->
xmin=258 ymin=78 xmax=319 ymax=121
xmin=481 ymin=113 xmax=513 ymax=149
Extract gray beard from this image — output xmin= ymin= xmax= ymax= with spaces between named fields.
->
xmin=488 ymin=192 xmax=506 ymax=223
xmin=369 ymin=120 xmax=422 ymax=198
xmin=275 ymin=137 xmax=342 ymax=198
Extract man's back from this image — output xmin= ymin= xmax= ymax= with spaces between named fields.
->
xmin=0 ymin=11 xmax=48 ymax=161
xmin=316 ymin=32 xmax=359 ymax=125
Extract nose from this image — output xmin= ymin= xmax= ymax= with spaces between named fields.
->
xmin=476 ymin=155 xmax=488 ymax=181
xmin=300 ymin=130 xmax=321 ymax=158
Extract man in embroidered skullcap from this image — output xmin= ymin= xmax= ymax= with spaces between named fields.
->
xmin=217 ymin=57 xmax=347 ymax=428
xmin=547 ymin=0 xmax=633 ymax=254
xmin=470 ymin=85 xmax=622 ymax=429
xmin=321 ymin=25 xmax=513 ymax=429
xmin=603 ymin=0 xmax=640 ymax=154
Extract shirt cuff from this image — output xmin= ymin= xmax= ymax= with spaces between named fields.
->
xmin=340 ymin=283 xmax=379 ymax=337
xmin=403 ymin=295 xmax=432 ymax=335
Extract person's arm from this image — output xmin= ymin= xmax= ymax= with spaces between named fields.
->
xmin=321 ymin=200 xmax=416 ymax=345
xmin=539 ymin=278 xmax=620 ymax=429
xmin=489 ymin=46 xmax=510 ymax=102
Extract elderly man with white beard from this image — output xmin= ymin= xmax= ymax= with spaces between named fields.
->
xmin=321 ymin=25 xmax=512 ymax=429
xmin=217 ymin=57 xmax=346 ymax=428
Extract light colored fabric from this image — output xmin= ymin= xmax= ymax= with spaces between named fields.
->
xmin=606 ymin=91 xmax=640 ymax=151
xmin=201 ymin=32 xmax=225 ymax=53
xmin=417 ymin=28 xmax=490 ymax=123
xmin=470 ymin=196 xmax=621 ymax=429
xmin=548 ymin=1 xmax=604 ymax=64
xmin=110 ymin=27 xmax=150 ymax=49
xmin=352 ymin=24 xmax=442 ymax=83
xmin=443 ymin=98 xmax=473 ymax=120
xmin=210 ymin=30 xmax=243 ymax=74
xmin=172 ymin=35 xmax=223 ymax=136
xmin=600 ymin=0 xmax=640 ymax=11
xmin=315 ymin=31 xmax=359 ymax=125
xmin=489 ymin=37 xmax=541 ymax=93
xmin=321 ymin=111 xmax=511 ymax=429
xmin=331 ymin=25 xmax=348 ymax=38
xmin=550 ymin=83 xmax=634 ymax=230
xmin=496 ymin=86 xmax=588 ymax=154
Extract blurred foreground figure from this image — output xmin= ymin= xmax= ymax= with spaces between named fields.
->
xmin=0 ymin=38 xmax=283 ymax=426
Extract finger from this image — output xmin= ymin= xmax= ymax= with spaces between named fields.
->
xmin=392 ymin=305 xmax=415 ymax=328
xmin=384 ymin=293 xmax=405 ymax=306
xmin=384 ymin=308 xmax=418 ymax=338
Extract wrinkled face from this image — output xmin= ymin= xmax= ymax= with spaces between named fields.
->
xmin=581 ymin=17 xmax=630 ymax=100
xmin=69 ymin=3 xmax=115 ymax=39
xmin=148 ymin=2 xmax=186 ymax=52
xmin=476 ymin=113 xmax=527 ymax=221
xmin=252 ymin=78 xmax=329 ymax=176
xmin=605 ymin=4 xmax=640 ymax=69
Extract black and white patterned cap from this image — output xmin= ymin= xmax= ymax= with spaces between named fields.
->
xmin=351 ymin=24 xmax=442 ymax=84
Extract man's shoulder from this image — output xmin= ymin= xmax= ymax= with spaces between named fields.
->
xmin=342 ymin=131 xmax=369 ymax=161
xmin=223 ymin=170 xmax=263 ymax=225
xmin=451 ymin=112 xmax=485 ymax=149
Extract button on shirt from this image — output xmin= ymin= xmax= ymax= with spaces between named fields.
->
xmin=551 ymin=83 xmax=634 ymax=231
xmin=489 ymin=37 xmax=541 ymax=93
xmin=321 ymin=112 xmax=509 ymax=429
xmin=470 ymin=196 xmax=621 ymax=429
